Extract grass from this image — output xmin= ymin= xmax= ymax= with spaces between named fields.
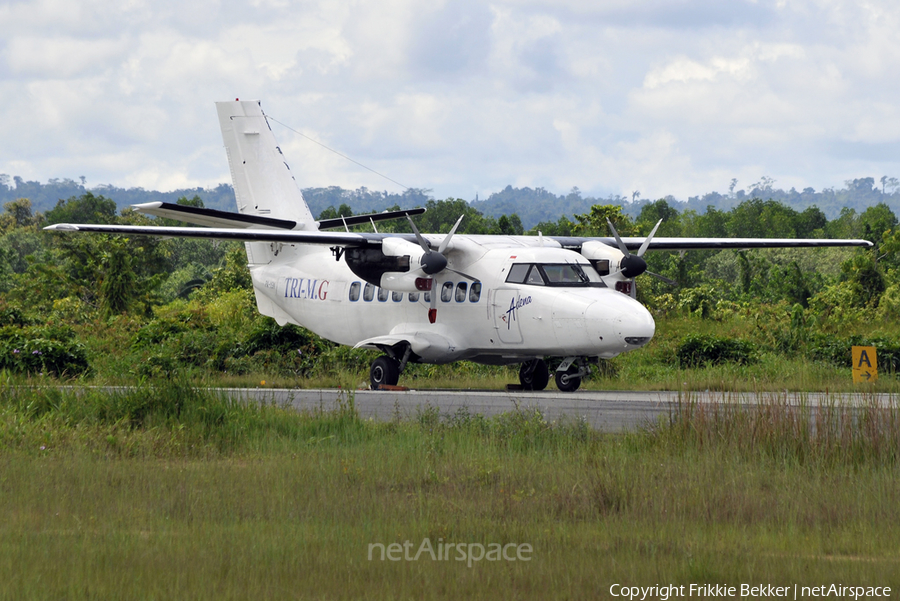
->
xmin=21 ymin=307 xmax=895 ymax=393
xmin=188 ymin=353 xmax=900 ymax=394
xmin=1 ymin=381 xmax=900 ymax=598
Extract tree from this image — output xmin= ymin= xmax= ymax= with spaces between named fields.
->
xmin=415 ymin=199 xmax=493 ymax=235
xmin=495 ymin=214 xmax=524 ymax=235
xmin=98 ymin=237 xmax=139 ymax=316
xmin=44 ymin=192 xmax=117 ymax=225
xmin=857 ymin=203 xmax=897 ymax=247
xmin=573 ymin=205 xmax=635 ymax=237
xmin=795 ymin=206 xmax=827 ymax=237
xmin=317 ymin=204 xmax=354 ymax=220
xmin=727 ymin=199 xmax=797 ymax=238
xmin=1 ymin=198 xmax=36 ymax=231
xmin=637 ymin=199 xmax=681 ymax=236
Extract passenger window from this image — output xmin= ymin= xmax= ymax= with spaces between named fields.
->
xmin=409 ymin=292 xmax=419 ymax=302
xmin=526 ymin=265 xmax=546 ymax=285
xmin=469 ymin=282 xmax=482 ymax=302
xmin=506 ymin=263 xmax=530 ymax=284
xmin=363 ymin=283 xmax=375 ymax=302
xmin=378 ymin=287 xmax=389 ymax=302
xmin=392 ymin=291 xmax=403 ymax=302
xmin=455 ymin=282 xmax=467 ymax=302
xmin=424 ymin=291 xmax=431 ymax=303
xmin=349 ymin=282 xmax=361 ymax=302
xmin=441 ymin=281 xmax=453 ymax=302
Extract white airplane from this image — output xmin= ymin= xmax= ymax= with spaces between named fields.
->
xmin=46 ymin=100 xmax=873 ymax=391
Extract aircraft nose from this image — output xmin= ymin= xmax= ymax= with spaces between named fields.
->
xmin=584 ymin=293 xmax=655 ymax=356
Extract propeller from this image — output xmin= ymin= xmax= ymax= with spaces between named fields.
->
xmin=406 ymin=215 xmax=480 ymax=281
xmin=406 ymin=214 xmax=480 ymax=323
xmin=606 ymin=218 xmax=677 ymax=286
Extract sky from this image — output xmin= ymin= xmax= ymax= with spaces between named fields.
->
xmin=1 ymin=0 xmax=899 ymax=203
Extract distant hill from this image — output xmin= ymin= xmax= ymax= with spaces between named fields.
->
xmin=472 ymin=178 xmax=900 ymax=227
xmin=2 ymin=174 xmax=898 ymax=229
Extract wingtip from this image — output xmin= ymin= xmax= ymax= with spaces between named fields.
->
xmin=132 ymin=202 xmax=164 ymax=211
xmin=44 ymin=224 xmax=78 ymax=231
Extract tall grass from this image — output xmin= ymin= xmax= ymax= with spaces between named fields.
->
xmin=652 ymin=391 xmax=900 ymax=466
xmin=2 ymin=381 xmax=900 ymax=598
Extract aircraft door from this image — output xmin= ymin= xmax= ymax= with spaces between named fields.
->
xmin=491 ymin=288 xmax=524 ymax=344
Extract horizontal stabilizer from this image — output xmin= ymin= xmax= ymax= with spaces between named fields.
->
xmin=133 ymin=202 xmax=297 ymax=229
xmin=318 ymin=207 xmax=426 ymax=230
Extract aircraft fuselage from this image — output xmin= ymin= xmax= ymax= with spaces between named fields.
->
xmin=251 ymin=241 xmax=656 ymax=365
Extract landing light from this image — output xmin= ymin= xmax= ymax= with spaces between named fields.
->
xmin=624 ymin=337 xmax=650 ymax=345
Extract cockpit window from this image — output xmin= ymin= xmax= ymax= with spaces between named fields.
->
xmin=506 ymin=263 xmax=530 ymax=284
xmin=505 ymin=262 xmax=603 ymax=287
xmin=542 ymin=264 xmax=591 ymax=284
xmin=525 ymin=265 xmax=545 ymax=285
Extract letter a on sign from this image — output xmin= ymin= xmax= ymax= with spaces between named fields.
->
xmin=852 ymin=346 xmax=878 ymax=383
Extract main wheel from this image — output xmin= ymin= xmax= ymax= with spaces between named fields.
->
xmin=519 ymin=359 xmax=550 ymax=391
xmin=555 ymin=364 xmax=581 ymax=392
xmin=370 ymin=355 xmax=400 ymax=389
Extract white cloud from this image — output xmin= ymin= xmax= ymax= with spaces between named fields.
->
xmin=0 ymin=0 xmax=899 ymax=204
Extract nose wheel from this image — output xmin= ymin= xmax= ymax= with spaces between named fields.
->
xmin=519 ymin=359 xmax=549 ymax=391
xmin=555 ymin=358 xmax=589 ymax=392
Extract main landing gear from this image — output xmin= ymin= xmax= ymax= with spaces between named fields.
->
xmin=370 ymin=343 xmax=413 ymax=390
xmin=519 ymin=359 xmax=550 ymax=391
xmin=370 ymin=356 xmax=400 ymax=389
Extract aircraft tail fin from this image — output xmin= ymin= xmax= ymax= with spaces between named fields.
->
xmin=216 ymin=100 xmax=316 ymax=225
xmin=216 ymin=100 xmax=317 ymax=265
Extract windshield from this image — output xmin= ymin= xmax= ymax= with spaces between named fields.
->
xmin=505 ymin=263 xmax=605 ymax=287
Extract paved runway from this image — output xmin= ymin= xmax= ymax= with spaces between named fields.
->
xmin=231 ymin=388 xmax=899 ymax=432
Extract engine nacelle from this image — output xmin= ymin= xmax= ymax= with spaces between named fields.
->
xmin=345 ymin=237 xmax=433 ymax=292
xmin=579 ymin=241 xmax=624 ymax=278
xmin=579 ymin=240 xmax=634 ymax=294
xmin=382 ymin=237 xmax=426 ymax=264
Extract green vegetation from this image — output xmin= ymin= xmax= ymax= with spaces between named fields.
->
xmin=1 ymin=381 xmax=898 ymax=598
xmin=3 ymin=187 xmax=899 ymax=597
xmin=3 ymin=192 xmax=900 ymax=391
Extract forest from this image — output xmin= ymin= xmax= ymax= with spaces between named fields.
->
xmin=3 ymin=173 xmax=900 ymax=229
xmin=1 ymin=190 xmax=899 ymax=389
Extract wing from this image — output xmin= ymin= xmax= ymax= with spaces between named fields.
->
xmin=550 ymin=236 xmax=873 ymax=250
xmin=44 ymin=222 xmax=383 ymax=247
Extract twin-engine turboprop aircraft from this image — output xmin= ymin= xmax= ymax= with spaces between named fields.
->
xmin=46 ymin=100 xmax=873 ymax=391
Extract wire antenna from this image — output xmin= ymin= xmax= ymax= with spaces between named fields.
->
xmin=266 ymin=115 xmax=410 ymax=191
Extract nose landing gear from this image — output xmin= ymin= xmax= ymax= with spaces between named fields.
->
xmin=554 ymin=357 xmax=590 ymax=392
xmin=370 ymin=343 xmax=413 ymax=390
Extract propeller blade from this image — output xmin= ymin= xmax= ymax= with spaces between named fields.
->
xmin=446 ymin=267 xmax=480 ymax=282
xmin=636 ymin=219 xmax=662 ymax=257
xmin=606 ymin=218 xmax=631 ymax=257
xmin=438 ymin=215 xmax=465 ymax=254
xmin=406 ymin=215 xmax=432 ymax=254
xmin=647 ymin=271 xmax=678 ymax=286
